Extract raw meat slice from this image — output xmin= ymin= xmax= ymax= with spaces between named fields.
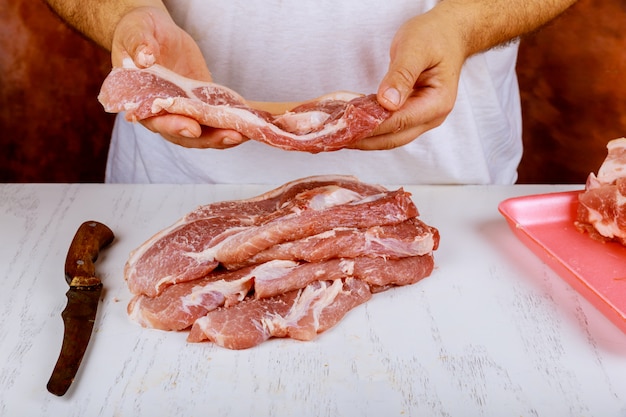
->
xmin=98 ymin=61 xmax=390 ymax=153
xmin=128 ymin=254 xmax=434 ymax=331
xmin=253 ymin=255 xmax=435 ymax=299
xmin=187 ymin=278 xmax=372 ymax=349
xmin=125 ymin=176 xmax=417 ymax=297
xmin=123 ymin=175 xmax=440 ymax=350
xmin=348 ymin=254 xmax=435 ymax=293
xmin=184 ymin=174 xmax=388 ymax=222
xmin=124 ymin=175 xmax=387 ymax=296
xmin=124 ymin=217 xmax=233 ymax=297
xmin=576 ymin=138 xmax=626 ymax=244
xmin=196 ymin=188 xmax=418 ymax=266
xmin=224 ymin=217 xmax=440 ymax=269
xmin=127 ymin=266 xmax=255 ymax=331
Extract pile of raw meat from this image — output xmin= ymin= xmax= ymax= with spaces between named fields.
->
xmin=576 ymin=137 xmax=626 ymax=245
xmin=98 ymin=60 xmax=390 ymax=153
xmin=125 ymin=175 xmax=439 ymax=349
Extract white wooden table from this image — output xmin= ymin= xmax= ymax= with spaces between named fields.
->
xmin=1 ymin=183 xmax=624 ymax=417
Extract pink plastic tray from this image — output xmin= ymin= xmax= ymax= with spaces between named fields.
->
xmin=498 ymin=190 xmax=626 ymax=334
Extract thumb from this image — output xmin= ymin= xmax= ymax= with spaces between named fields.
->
xmin=111 ymin=9 xmax=161 ymax=68
xmin=377 ymin=48 xmax=425 ymax=112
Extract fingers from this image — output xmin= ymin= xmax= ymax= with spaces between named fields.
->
xmin=349 ymin=114 xmax=445 ymax=151
xmin=349 ymin=110 xmax=446 ymax=151
xmin=141 ymin=115 xmax=246 ymax=149
xmin=377 ymin=18 xmax=431 ymax=112
xmin=108 ymin=7 xmax=240 ymax=150
xmin=111 ymin=8 xmax=160 ymax=67
xmin=166 ymin=129 xmax=248 ymax=149
xmin=377 ymin=63 xmax=423 ymax=112
xmin=364 ymin=10 xmax=468 ymax=151
xmin=351 ymin=79 xmax=454 ymax=151
xmin=110 ymin=7 xmax=211 ymax=81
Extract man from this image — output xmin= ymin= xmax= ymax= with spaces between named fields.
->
xmin=45 ymin=0 xmax=577 ymax=184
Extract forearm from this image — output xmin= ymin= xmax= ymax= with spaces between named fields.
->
xmin=44 ymin=0 xmax=167 ymax=50
xmin=433 ymin=0 xmax=578 ymax=57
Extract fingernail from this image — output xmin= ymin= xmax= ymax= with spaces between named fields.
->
xmin=383 ymin=87 xmax=401 ymax=107
xmin=222 ymin=136 xmax=240 ymax=146
xmin=179 ymin=128 xmax=196 ymax=138
xmin=136 ymin=47 xmax=155 ymax=67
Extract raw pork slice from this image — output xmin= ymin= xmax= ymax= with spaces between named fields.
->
xmin=254 ymin=255 xmax=434 ymax=299
xmin=98 ymin=61 xmax=390 ymax=153
xmin=576 ymin=138 xmax=626 ymax=244
xmin=125 ymin=175 xmax=417 ymax=297
xmin=224 ymin=217 xmax=440 ymax=269
xmin=187 ymin=278 xmax=372 ymax=349
xmin=129 ymin=254 xmax=435 ymax=331
xmin=127 ymin=266 xmax=255 ymax=331
xmin=123 ymin=175 xmax=440 ymax=350
xmin=124 ymin=174 xmax=385 ymax=296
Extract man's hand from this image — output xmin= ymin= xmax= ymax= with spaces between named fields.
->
xmin=112 ymin=6 xmax=245 ymax=148
xmin=351 ymin=10 xmax=464 ymax=150
xmin=350 ymin=0 xmax=577 ymax=151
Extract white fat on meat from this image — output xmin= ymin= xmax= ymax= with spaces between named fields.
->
xmin=99 ymin=63 xmax=390 ymax=152
xmin=225 ymin=218 xmax=439 ymax=270
xmin=339 ymin=259 xmax=355 ymax=276
xmin=272 ymin=111 xmax=331 ymax=135
xmin=577 ymin=138 xmax=626 ymax=245
xmin=595 ymin=138 xmax=626 ymax=185
xmin=180 ymin=274 xmax=256 ymax=314
xmin=259 ymin=279 xmax=345 ymax=338
xmin=122 ymin=57 xmax=248 ymax=105
xmin=363 ymin=229 xmax=436 ymax=257
xmin=244 ymin=174 xmax=378 ymax=201
xmin=127 ymin=298 xmax=149 ymax=326
xmin=583 ymin=199 xmax=626 ymax=241
xmin=182 ymin=188 xmax=391 ymax=263
xmin=303 ymin=186 xmax=364 ymax=210
xmin=148 ymin=96 xmax=342 ymax=141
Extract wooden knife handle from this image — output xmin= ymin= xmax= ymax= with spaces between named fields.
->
xmin=64 ymin=221 xmax=115 ymax=287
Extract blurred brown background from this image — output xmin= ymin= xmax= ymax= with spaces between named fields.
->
xmin=516 ymin=0 xmax=626 ymax=183
xmin=1 ymin=0 xmax=625 ymax=183
xmin=1 ymin=0 xmax=113 ymax=182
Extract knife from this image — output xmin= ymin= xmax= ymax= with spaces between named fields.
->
xmin=46 ymin=221 xmax=115 ymax=396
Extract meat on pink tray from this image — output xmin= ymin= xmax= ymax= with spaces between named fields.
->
xmin=576 ymin=137 xmax=626 ymax=245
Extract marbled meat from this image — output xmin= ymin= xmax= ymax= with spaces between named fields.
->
xmin=98 ymin=60 xmax=390 ymax=153
xmin=187 ymin=278 xmax=373 ymax=350
xmin=124 ymin=175 xmax=439 ymax=349
xmin=125 ymin=175 xmax=417 ymax=297
xmin=576 ymin=138 xmax=626 ymax=244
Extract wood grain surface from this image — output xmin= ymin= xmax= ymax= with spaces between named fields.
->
xmin=1 ymin=183 xmax=625 ymax=416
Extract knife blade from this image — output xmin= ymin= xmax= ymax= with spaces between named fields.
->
xmin=46 ymin=221 xmax=115 ymax=396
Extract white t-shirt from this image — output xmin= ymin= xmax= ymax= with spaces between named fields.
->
xmin=106 ymin=0 xmax=522 ymax=185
